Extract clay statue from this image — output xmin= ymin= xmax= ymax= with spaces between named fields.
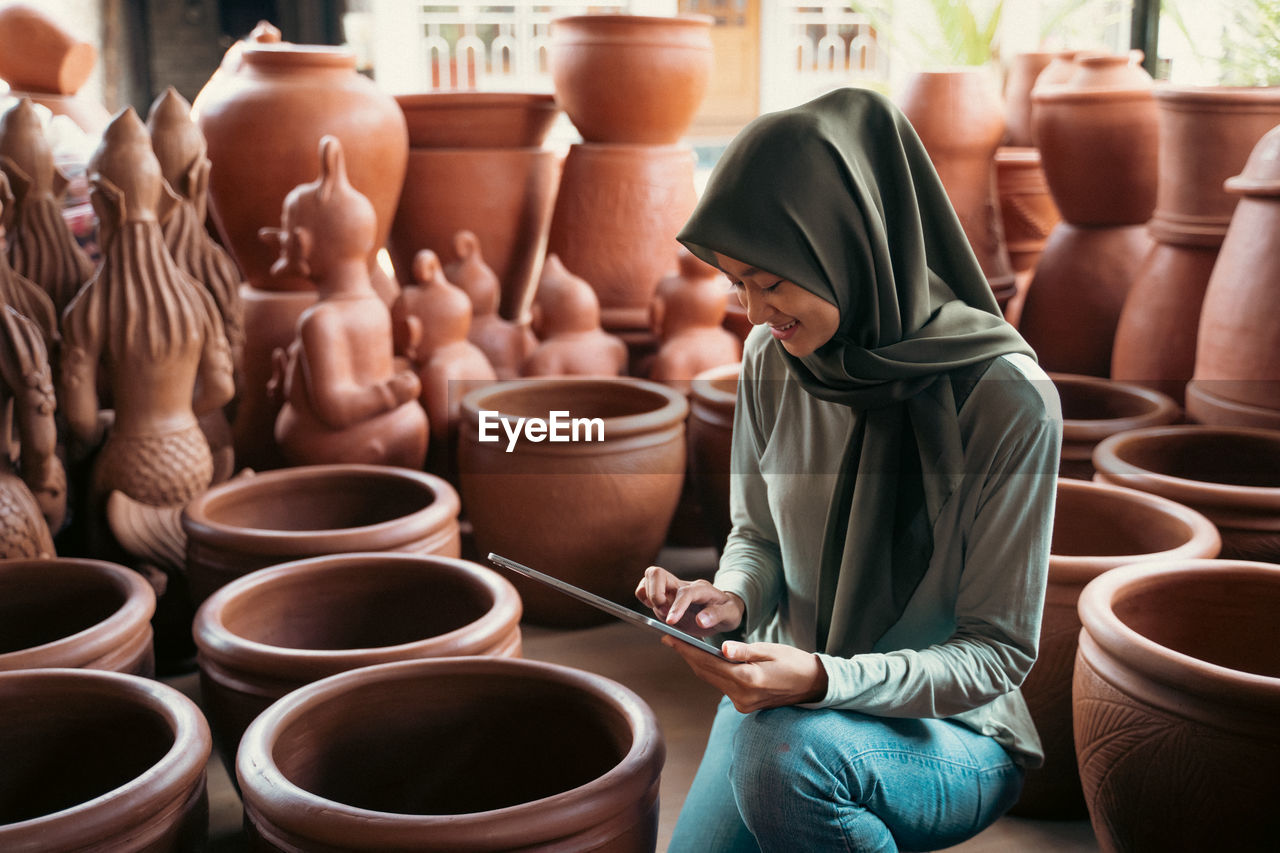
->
xmin=647 ymin=246 xmax=741 ymax=393
xmin=263 ymin=136 xmax=427 ymax=469
xmin=0 ymin=98 xmax=95 ymax=316
xmin=0 ymin=172 xmax=60 ymax=349
xmin=523 ymin=253 xmax=627 ymax=377
xmin=445 ymin=230 xmax=535 ymax=379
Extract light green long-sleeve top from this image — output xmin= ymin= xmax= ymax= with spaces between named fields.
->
xmin=717 ymin=325 xmax=1062 ymax=767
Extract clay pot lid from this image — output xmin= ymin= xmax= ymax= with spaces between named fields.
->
xmin=395 ymin=91 xmax=560 ymax=149
xmin=240 ymin=41 xmax=357 ymax=71
xmin=1226 ymin=122 xmax=1280 ymax=196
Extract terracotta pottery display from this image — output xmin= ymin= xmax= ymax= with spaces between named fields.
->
xmin=687 ymin=361 xmax=739 ymax=552
xmin=238 ymin=656 xmax=664 ymax=852
xmin=1186 ymin=121 xmax=1280 ymax=428
xmin=0 ymin=173 xmax=59 ymax=348
xmin=1074 ymin=559 xmax=1280 ymax=851
xmin=648 ymin=247 xmax=741 ymax=394
xmin=1112 ymin=86 xmax=1280 ymax=403
xmin=1004 ymin=51 xmax=1062 ymax=148
xmin=1092 ymin=424 xmax=1280 ymax=562
xmin=549 ymin=13 xmax=713 ymax=144
xmin=1051 ymin=372 xmax=1181 ymax=479
xmin=1012 ymin=477 xmax=1221 ymax=818
xmin=0 ymin=3 xmax=96 ymax=95
xmin=524 ymin=253 xmax=628 ymax=378
xmin=459 ymin=377 xmax=687 ymax=626
xmin=441 ymin=230 xmax=538 ymax=379
xmin=194 ymin=552 xmax=521 ymax=779
xmin=0 ymin=557 xmax=155 ymax=675
xmin=181 ymin=463 xmax=461 ymax=604
xmin=0 ymin=667 xmax=211 ymax=852
xmin=395 ymin=91 xmax=560 ymax=149
xmin=993 ymin=146 xmax=1060 ymax=275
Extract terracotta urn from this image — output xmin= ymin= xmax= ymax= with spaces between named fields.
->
xmin=458 ymin=377 xmax=688 ymax=626
xmin=0 ymin=667 xmax=211 ymax=852
xmin=194 ymin=552 xmax=521 ymax=780
xmin=1186 ymin=118 xmax=1280 ymax=429
xmin=238 ymin=656 xmax=664 ymax=851
xmin=549 ymin=13 xmax=713 ymax=144
xmin=1050 ymin=372 xmax=1181 ymax=479
xmin=0 ymin=3 xmax=96 ymax=95
xmin=1112 ymin=86 xmax=1280 ymax=403
xmin=993 ymin=146 xmax=1060 ymax=275
xmin=395 ymin=91 xmax=560 ymax=149
xmin=181 ymin=464 xmax=461 ymax=604
xmin=0 ymin=558 xmax=156 ymax=676
xmin=1004 ymin=51 xmax=1062 ymax=148
xmin=1074 ymin=559 xmax=1280 ymax=851
xmin=688 ymin=361 xmax=740 ymax=552
xmin=1012 ymin=477 xmax=1221 ymax=819
xmin=1092 ymin=424 xmax=1280 ymax=562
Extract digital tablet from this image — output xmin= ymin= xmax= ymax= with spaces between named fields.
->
xmin=487 ymin=553 xmax=731 ymax=661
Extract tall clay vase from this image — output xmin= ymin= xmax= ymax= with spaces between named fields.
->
xmin=1187 ymin=122 xmax=1280 ymax=429
xmin=1012 ymin=477 xmax=1221 ymax=819
xmin=194 ymin=552 xmax=521 ymax=783
xmin=898 ymin=68 xmax=1017 ymax=312
xmin=1112 ymin=86 xmax=1280 ymax=403
xmin=1074 ymin=560 xmax=1280 ymax=851
xmin=0 ymin=558 xmax=156 ymax=676
xmin=0 ymin=668 xmax=211 ymax=852
xmin=238 ymin=657 xmax=665 ymax=852
xmin=688 ymin=362 xmax=740 ymax=552
xmin=181 ymin=464 xmax=462 ymax=605
xmin=1051 ymin=373 xmax=1180 ymax=480
xmin=459 ymin=377 xmax=688 ymax=627
xmin=1092 ymin=424 xmax=1280 ymax=562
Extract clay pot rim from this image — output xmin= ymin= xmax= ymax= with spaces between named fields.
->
xmin=0 ymin=559 xmax=156 ymax=671
xmin=1152 ymin=83 xmax=1280 ymax=109
xmin=994 ymin=145 xmax=1041 ymax=164
xmin=1031 ymin=85 xmax=1152 ymax=103
xmin=395 ymin=91 xmax=561 ymax=149
xmin=240 ymin=42 xmax=358 ymax=69
xmin=237 ymin=656 xmax=664 ymax=845
xmin=193 ymin=553 xmax=521 ymax=680
xmin=1185 ymin=380 xmax=1280 ymax=428
xmin=551 ymin=12 xmax=714 ymax=32
xmin=690 ymin=362 xmax=741 ymax=409
xmin=0 ymin=668 xmax=210 ymax=845
xmin=406 ymin=145 xmax=556 ymax=156
xmin=460 ymin=376 xmax=689 ymax=441
xmin=1050 ymin=372 xmax=1181 ymax=443
xmin=1050 ymin=478 xmax=1222 ymax=581
xmin=181 ymin=464 xmax=460 ymax=555
xmin=1078 ymin=559 xmax=1280 ymax=709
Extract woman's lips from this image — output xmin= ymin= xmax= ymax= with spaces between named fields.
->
xmin=769 ymin=319 xmax=798 ymax=340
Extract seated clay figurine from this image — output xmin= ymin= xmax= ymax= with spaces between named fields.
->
xmin=523 ymin=253 xmax=627 ymax=377
xmin=264 ymin=136 xmax=427 ymax=469
xmin=648 ymin=246 xmax=741 ymax=394
xmin=445 ymin=229 xmax=535 ymax=379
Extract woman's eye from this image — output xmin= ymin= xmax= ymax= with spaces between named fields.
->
xmin=762 ymin=281 xmax=782 ymax=293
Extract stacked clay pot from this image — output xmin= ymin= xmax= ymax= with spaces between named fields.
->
xmin=1051 ymin=372 xmax=1180 ymax=480
xmin=1092 ymin=424 xmax=1280 ymax=563
xmin=237 ymin=657 xmax=665 ymax=851
xmin=0 ymin=668 xmax=211 ymax=851
xmin=1186 ymin=121 xmax=1280 ymax=428
xmin=0 ymin=558 xmax=156 ymax=676
xmin=0 ymin=3 xmax=110 ymax=134
xmin=687 ymin=362 xmax=740 ymax=552
xmin=1112 ymin=86 xmax=1280 ymax=403
xmin=1074 ymin=559 xmax=1280 ymax=850
xmin=1012 ymin=478 xmax=1220 ymax=819
xmin=458 ymin=377 xmax=687 ymax=626
xmin=181 ymin=464 xmax=461 ymax=604
xmin=1018 ymin=52 xmax=1158 ymax=376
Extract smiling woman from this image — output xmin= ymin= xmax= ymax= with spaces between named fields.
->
xmin=714 ymin=252 xmax=840 ymax=358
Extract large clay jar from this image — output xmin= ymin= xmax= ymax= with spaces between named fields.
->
xmin=1012 ymin=477 xmax=1221 ymax=819
xmin=0 ymin=558 xmax=156 ymax=676
xmin=182 ymin=464 xmax=461 ymax=604
xmin=238 ymin=656 xmax=665 ymax=852
xmin=1051 ymin=372 xmax=1180 ymax=480
xmin=1003 ymin=51 xmax=1062 ymax=148
xmin=1074 ymin=559 xmax=1280 ymax=851
xmin=1187 ymin=122 xmax=1280 ymax=428
xmin=549 ymin=14 xmax=713 ymax=144
xmin=1112 ymin=86 xmax=1280 ymax=403
xmin=688 ymin=362 xmax=740 ymax=552
xmin=193 ymin=552 xmax=521 ymax=780
xmin=0 ymin=667 xmax=211 ymax=852
xmin=993 ymin=146 xmax=1060 ymax=275
xmin=1092 ymin=424 xmax=1280 ymax=562
xmin=458 ymin=377 xmax=687 ymax=627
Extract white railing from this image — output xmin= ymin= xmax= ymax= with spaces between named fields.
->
xmin=760 ymin=2 xmax=888 ymax=114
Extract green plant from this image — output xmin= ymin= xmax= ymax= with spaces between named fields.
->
xmin=850 ymin=0 xmax=1005 ymax=67
xmin=1165 ymin=0 xmax=1280 ymax=85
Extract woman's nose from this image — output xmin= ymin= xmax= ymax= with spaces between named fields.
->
xmin=739 ymin=288 xmax=771 ymax=325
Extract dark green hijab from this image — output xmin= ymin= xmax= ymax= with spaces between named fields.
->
xmin=680 ymin=87 xmax=1035 ymax=654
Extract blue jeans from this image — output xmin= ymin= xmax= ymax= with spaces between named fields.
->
xmin=670 ymin=696 xmax=1025 ymax=853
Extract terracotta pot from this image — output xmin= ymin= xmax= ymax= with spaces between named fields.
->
xmin=0 ymin=3 xmax=96 ymax=95
xmin=395 ymin=91 xmax=560 ymax=148
xmin=194 ymin=552 xmax=521 ymax=780
xmin=548 ymin=142 xmax=697 ymax=333
xmin=1092 ymin=424 xmax=1280 ymax=562
xmin=994 ymin=146 xmax=1060 ymax=273
xmin=688 ymin=362 xmax=739 ymax=552
xmin=1004 ymin=51 xmax=1061 ymax=147
xmin=238 ymin=656 xmax=664 ymax=851
xmin=549 ymin=14 xmax=713 ymax=144
xmin=458 ymin=377 xmax=687 ymax=627
xmin=1051 ymin=373 xmax=1181 ymax=479
xmin=1012 ymin=477 xmax=1221 ymax=819
xmin=1187 ymin=121 xmax=1280 ymax=428
xmin=0 ymin=668 xmax=211 ymax=852
xmin=1074 ymin=559 xmax=1280 ymax=851
xmin=0 ymin=558 xmax=156 ymax=676
xmin=182 ymin=464 xmax=462 ymax=605
xmin=191 ymin=41 xmax=408 ymax=292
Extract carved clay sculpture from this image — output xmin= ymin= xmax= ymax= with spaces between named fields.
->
xmin=264 ymin=136 xmax=427 ymax=469
xmin=0 ymin=98 xmax=95 ymax=316
xmin=523 ymin=253 xmax=626 ymax=377
xmin=0 ymin=172 xmax=59 ymax=349
xmin=445 ymin=230 xmax=535 ymax=379
xmin=647 ymin=246 xmax=741 ymax=393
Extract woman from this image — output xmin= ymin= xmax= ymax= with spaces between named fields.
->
xmin=636 ymin=88 xmax=1062 ymax=852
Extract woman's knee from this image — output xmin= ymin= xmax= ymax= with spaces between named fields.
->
xmin=728 ymin=707 xmax=830 ymax=813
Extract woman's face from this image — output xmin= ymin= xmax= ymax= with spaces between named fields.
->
xmin=714 ymin=252 xmax=840 ymax=357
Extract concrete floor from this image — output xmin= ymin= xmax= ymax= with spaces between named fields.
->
xmin=172 ymin=546 xmax=1099 ymax=852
